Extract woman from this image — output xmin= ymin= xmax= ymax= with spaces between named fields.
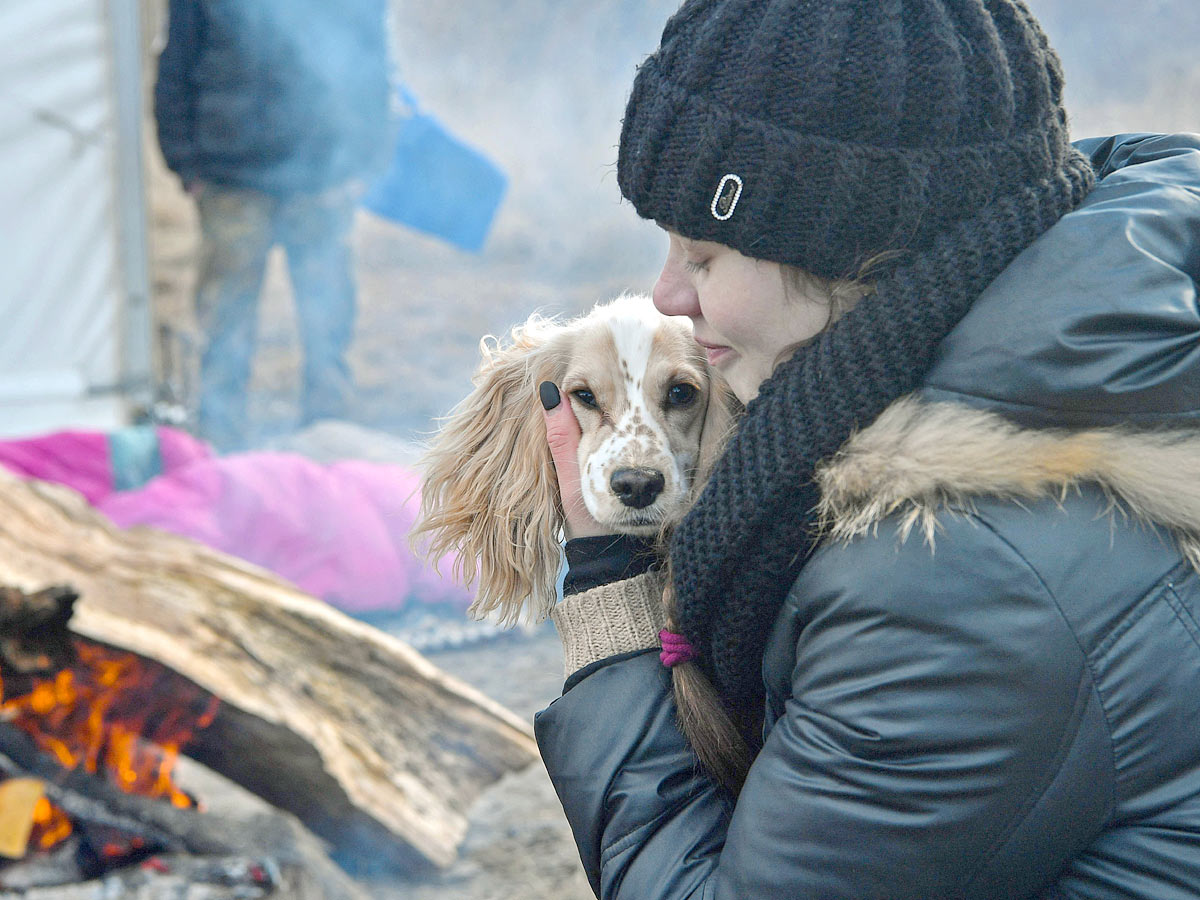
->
xmin=536 ymin=1 xmax=1200 ymax=897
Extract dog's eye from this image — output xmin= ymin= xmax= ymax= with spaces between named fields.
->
xmin=667 ymin=383 xmax=699 ymax=408
xmin=571 ymin=389 xmax=598 ymax=410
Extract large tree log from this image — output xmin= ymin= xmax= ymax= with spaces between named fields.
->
xmin=0 ymin=470 xmax=539 ymax=871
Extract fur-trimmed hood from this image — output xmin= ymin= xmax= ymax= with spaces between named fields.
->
xmin=812 ymin=135 xmax=1200 ymax=571
xmin=817 ymin=396 xmax=1200 ymax=571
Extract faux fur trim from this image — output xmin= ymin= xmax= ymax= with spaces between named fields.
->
xmin=816 ymin=396 xmax=1200 ymax=571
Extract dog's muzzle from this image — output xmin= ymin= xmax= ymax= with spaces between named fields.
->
xmin=610 ymin=468 xmax=666 ymax=510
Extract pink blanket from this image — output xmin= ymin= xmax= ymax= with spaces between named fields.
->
xmin=0 ymin=429 xmax=471 ymax=615
xmin=0 ymin=427 xmax=208 ymax=505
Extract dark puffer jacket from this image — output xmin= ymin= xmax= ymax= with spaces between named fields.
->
xmin=154 ymin=0 xmax=393 ymax=195
xmin=536 ymin=133 xmax=1200 ymax=899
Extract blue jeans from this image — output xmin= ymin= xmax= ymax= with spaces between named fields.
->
xmin=194 ymin=182 xmax=358 ymax=451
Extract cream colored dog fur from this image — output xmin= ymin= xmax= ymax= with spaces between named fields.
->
xmin=413 ymin=294 xmax=738 ymax=625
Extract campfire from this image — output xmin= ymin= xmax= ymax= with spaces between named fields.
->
xmin=6 ymin=643 xmax=219 ymax=814
xmin=0 ymin=584 xmax=366 ymax=899
xmin=0 ymin=593 xmax=220 ymax=862
xmin=0 ymin=585 xmax=257 ymax=893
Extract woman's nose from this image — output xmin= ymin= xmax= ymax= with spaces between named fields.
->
xmin=653 ymin=260 xmax=700 ymax=318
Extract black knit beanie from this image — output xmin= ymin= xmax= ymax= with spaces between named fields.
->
xmin=617 ymin=0 xmax=1096 ymax=729
xmin=619 ymin=0 xmax=1077 ymax=279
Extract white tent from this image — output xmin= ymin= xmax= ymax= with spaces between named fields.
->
xmin=0 ymin=0 xmax=151 ymax=438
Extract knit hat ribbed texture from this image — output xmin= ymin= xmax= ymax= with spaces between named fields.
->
xmin=618 ymin=0 xmax=1074 ymax=279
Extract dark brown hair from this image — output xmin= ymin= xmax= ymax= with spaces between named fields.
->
xmin=660 ymin=571 xmax=753 ymax=794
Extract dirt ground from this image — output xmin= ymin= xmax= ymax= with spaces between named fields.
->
xmin=371 ymin=627 xmax=594 ymax=900
xmin=171 ymin=624 xmax=592 ymax=900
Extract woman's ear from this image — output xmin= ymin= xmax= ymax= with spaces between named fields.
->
xmin=412 ymin=317 xmax=569 ymax=625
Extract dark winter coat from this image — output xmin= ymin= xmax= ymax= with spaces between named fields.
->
xmin=154 ymin=0 xmax=393 ymax=195
xmin=536 ymin=133 xmax=1200 ymax=899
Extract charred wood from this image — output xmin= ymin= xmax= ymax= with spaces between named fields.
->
xmin=0 ymin=850 xmax=365 ymax=900
xmin=0 ymin=726 xmax=368 ymax=899
xmin=0 ymin=724 xmax=209 ymax=856
xmin=0 ymin=585 xmax=77 ymax=675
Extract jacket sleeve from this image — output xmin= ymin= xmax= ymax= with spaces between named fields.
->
xmin=153 ymin=0 xmax=202 ymax=183
xmin=535 ymin=514 xmax=1113 ymax=899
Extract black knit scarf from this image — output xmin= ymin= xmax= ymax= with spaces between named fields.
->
xmin=670 ymin=151 xmax=1097 ymax=731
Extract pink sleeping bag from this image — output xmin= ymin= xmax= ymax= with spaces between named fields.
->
xmin=0 ymin=428 xmax=471 ymax=616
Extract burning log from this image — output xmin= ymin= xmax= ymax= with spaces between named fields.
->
xmin=0 ymin=722 xmax=224 ymax=858
xmin=0 ymin=585 xmax=75 ymax=641
xmin=0 ymin=718 xmax=370 ymax=898
xmin=0 ymin=470 xmax=539 ymax=871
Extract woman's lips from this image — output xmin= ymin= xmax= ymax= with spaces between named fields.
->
xmin=694 ymin=338 xmax=731 ymax=366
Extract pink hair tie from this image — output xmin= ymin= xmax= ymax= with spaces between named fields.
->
xmin=658 ymin=628 xmax=697 ymax=668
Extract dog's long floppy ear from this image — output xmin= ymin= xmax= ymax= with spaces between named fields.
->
xmin=412 ymin=316 xmax=570 ymax=626
xmin=693 ymin=370 xmax=742 ymax=494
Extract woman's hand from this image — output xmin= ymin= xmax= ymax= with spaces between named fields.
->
xmin=540 ymin=382 xmax=608 ymax=539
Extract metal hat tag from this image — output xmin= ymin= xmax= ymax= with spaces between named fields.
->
xmin=711 ymin=174 xmax=743 ymax=221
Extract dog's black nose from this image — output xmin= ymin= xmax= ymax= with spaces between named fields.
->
xmin=610 ymin=468 xmax=666 ymax=509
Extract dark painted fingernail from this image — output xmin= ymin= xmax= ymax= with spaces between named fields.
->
xmin=539 ymin=381 xmax=561 ymax=410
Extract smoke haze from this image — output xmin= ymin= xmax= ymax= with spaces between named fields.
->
xmin=156 ymin=0 xmax=1199 ymax=444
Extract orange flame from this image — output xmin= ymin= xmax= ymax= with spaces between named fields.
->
xmin=1 ymin=641 xmax=220 ymax=854
xmin=30 ymin=796 xmax=71 ymax=852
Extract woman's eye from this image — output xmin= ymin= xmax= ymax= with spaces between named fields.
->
xmin=683 ymin=259 xmax=708 ymax=274
xmin=571 ymin=389 xmax=598 ymax=409
xmin=667 ymin=383 xmax=698 ymax=408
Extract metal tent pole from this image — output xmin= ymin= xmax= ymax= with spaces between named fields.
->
xmin=106 ymin=0 xmax=154 ymax=421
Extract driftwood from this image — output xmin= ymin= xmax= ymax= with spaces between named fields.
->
xmin=0 ymin=470 xmax=539 ymax=871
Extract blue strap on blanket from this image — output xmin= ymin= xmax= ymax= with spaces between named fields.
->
xmin=109 ymin=425 xmax=163 ymax=492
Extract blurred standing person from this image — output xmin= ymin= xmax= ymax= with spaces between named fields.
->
xmin=154 ymin=0 xmax=394 ymax=451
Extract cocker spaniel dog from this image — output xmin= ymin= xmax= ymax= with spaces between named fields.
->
xmin=413 ymin=293 xmax=739 ymax=625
